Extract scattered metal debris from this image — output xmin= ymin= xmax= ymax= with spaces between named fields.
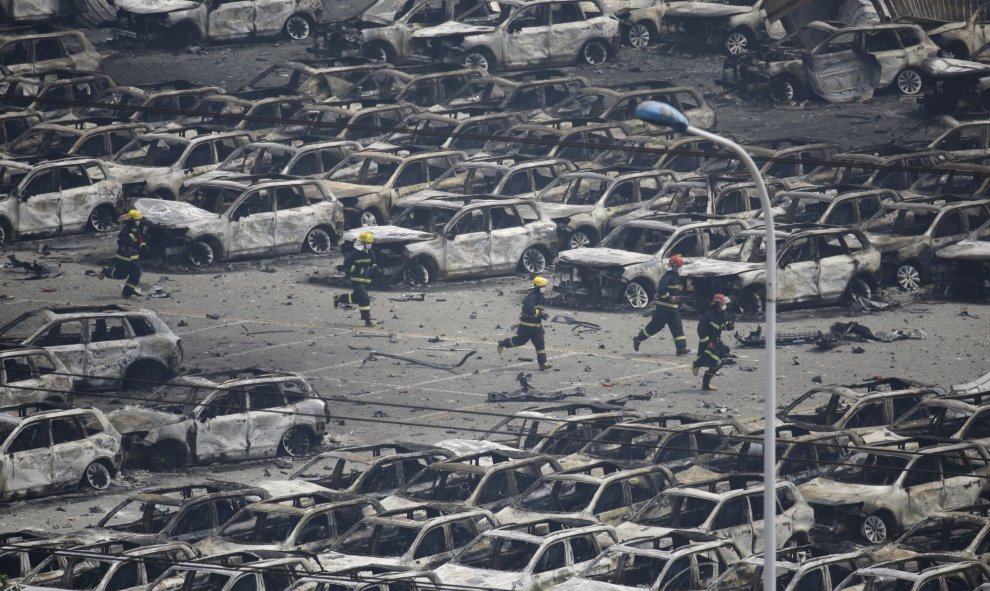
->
xmin=487 ymin=372 xmax=586 ymax=402
xmin=360 ymin=350 xmax=477 ymax=371
xmin=550 ymin=315 xmax=601 ymax=332
xmin=5 ymin=255 xmax=63 ymax=279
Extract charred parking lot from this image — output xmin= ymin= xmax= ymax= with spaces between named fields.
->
xmin=5 ymin=0 xmax=990 ymax=589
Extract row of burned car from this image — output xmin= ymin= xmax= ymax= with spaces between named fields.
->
xmin=6 ymin=372 xmax=990 ymax=590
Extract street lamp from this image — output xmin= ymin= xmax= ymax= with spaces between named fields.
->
xmin=635 ymin=100 xmax=778 ymax=591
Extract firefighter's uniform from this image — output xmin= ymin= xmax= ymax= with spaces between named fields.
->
xmin=498 ymin=277 xmax=552 ymax=370
xmin=334 ymin=232 xmax=379 ymax=327
xmin=692 ymin=294 xmax=734 ymax=391
xmin=102 ymin=210 xmax=147 ymax=298
xmin=633 ymin=255 xmax=690 ymax=355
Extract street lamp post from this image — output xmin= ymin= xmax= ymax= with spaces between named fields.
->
xmin=635 ymin=100 xmax=778 ymax=591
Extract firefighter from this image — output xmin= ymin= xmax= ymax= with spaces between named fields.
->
xmin=100 ymin=209 xmax=147 ymax=298
xmin=333 ymin=231 xmax=379 ymax=327
xmin=633 ymin=255 xmax=691 ymax=356
xmin=497 ymin=276 xmax=552 ymax=370
xmin=692 ymin=293 xmax=735 ymax=391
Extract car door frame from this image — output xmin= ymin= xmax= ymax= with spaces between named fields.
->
xmin=223 ymin=187 xmax=278 ymax=259
xmin=500 ymin=4 xmax=552 ymax=67
xmin=1 ymin=419 xmax=55 ymax=500
xmin=776 ymin=235 xmax=821 ymax=304
xmin=805 ymin=30 xmax=880 ymax=102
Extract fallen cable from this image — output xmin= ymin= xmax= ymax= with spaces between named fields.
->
xmin=360 ymin=349 xmax=477 ymax=371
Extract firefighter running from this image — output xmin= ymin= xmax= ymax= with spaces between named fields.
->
xmin=692 ymin=293 xmax=735 ymax=391
xmin=334 ymin=231 xmax=379 ymax=327
xmin=633 ymin=255 xmax=691 ymax=355
xmin=497 ymin=276 xmax=553 ymax=370
xmin=100 ymin=209 xmax=147 ymax=299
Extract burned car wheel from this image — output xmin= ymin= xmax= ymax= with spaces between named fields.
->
xmin=625 ymin=281 xmax=651 ymax=309
xmin=283 ymin=14 xmax=313 ymax=40
xmin=568 ymin=228 xmax=598 ymax=249
xmin=770 ymin=76 xmax=801 ymax=103
xmin=0 ymin=219 xmax=10 ymax=245
xmin=895 ymin=68 xmax=924 ymax=96
xmin=580 ymin=40 xmax=609 ymax=66
xmin=148 ymin=442 xmax=187 ymax=471
xmin=519 ymin=247 xmax=547 ymax=274
xmin=364 ymin=42 xmax=394 ymax=63
xmin=360 ymin=210 xmax=381 ymax=227
xmin=304 ymin=227 xmax=333 ymax=254
xmin=861 ymin=513 xmax=893 ymax=544
xmin=87 ymin=205 xmax=116 ymax=233
xmin=724 ymin=29 xmax=752 ymax=56
xmin=737 ymin=287 xmax=764 ymax=316
xmin=896 ymin=262 xmax=923 ymax=291
xmin=280 ymin=427 xmax=312 ymax=457
xmin=463 ymin=50 xmax=496 ymax=73
xmin=187 ymin=239 xmax=217 ymax=267
xmin=83 ymin=461 xmax=111 ymax=491
xmin=626 ymin=23 xmax=652 ymax=49
xmin=404 ymin=259 xmax=432 ymax=287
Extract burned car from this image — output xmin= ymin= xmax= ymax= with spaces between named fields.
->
xmin=546 ymin=84 xmax=717 ymax=133
xmin=0 ymin=121 xmax=149 ymax=163
xmin=403 ymin=158 xmax=577 ymax=201
xmin=615 ymin=475 xmax=815 ymax=556
xmin=0 ymin=72 xmax=115 ymax=119
xmin=861 ymin=197 xmax=990 ymax=291
xmin=0 ymin=305 xmax=182 ymax=390
xmin=799 ymin=441 xmax=990 ymax=544
xmin=341 ymin=196 xmax=557 ymax=286
xmin=93 ymin=483 xmax=270 ymax=544
xmin=835 ymin=555 xmax=990 ymax=591
xmin=555 ymin=214 xmax=748 ymax=309
xmin=20 ymin=541 xmax=200 ymax=591
xmin=679 ymin=225 xmax=881 ymax=314
xmin=0 ymin=407 xmax=122 ymax=500
xmin=146 ymin=552 xmax=316 ymax=591
xmin=722 ymin=21 xmax=941 ymax=102
xmin=877 ymin=505 xmax=990 ymax=561
xmin=290 ymin=443 xmax=454 ymax=499
xmin=432 ymin=518 xmax=619 ymax=591
xmin=113 ymin=0 xmax=323 ymax=44
xmin=411 ymin=0 xmax=621 ymax=72
xmin=662 ymin=0 xmax=784 ymax=55
xmin=932 ymin=218 xmax=990 ymax=296
xmin=0 ymin=111 xmax=44 ymax=146
xmin=107 ymin=368 xmax=329 ymax=469
xmin=0 ymin=347 xmax=74 ymax=407
xmin=0 ymin=30 xmax=101 ymax=75
xmin=0 ymin=533 xmax=99 ymax=585
xmin=766 ymin=187 xmax=899 ymax=227
xmin=186 ymin=140 xmax=361 ymax=187
xmin=710 ymin=546 xmax=873 ymax=591
xmin=321 ymin=505 xmax=498 ymax=570
xmin=196 ymin=492 xmax=384 ymax=555
xmin=0 ymin=158 xmax=121 ymax=245
xmin=495 ymin=461 xmax=674 ymax=526
xmin=136 ymin=178 xmax=344 ymax=267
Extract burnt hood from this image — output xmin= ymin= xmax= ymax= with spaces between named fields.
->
xmin=413 ymin=21 xmax=497 ymax=38
xmin=936 ymin=239 xmax=990 ymax=261
xmin=678 ymin=257 xmax=763 ymax=278
xmin=360 ymin=0 xmax=408 ymax=25
xmin=920 ymin=57 xmax=990 ymax=79
xmin=342 ymin=225 xmax=434 ymax=244
xmin=558 ymin=247 xmax=653 ymax=268
xmin=114 ymin=0 xmax=200 ymax=14
xmin=537 ymin=202 xmax=595 ymax=220
xmin=666 ymin=2 xmax=753 ymax=18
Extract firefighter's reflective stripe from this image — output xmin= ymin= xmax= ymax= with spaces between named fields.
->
xmin=351 ymin=277 xmax=372 ymax=283
xmin=656 ymin=301 xmax=678 ymax=309
xmin=115 ymin=254 xmax=139 ymax=261
xmin=519 ymin=321 xmax=543 ymax=328
xmin=705 ymin=348 xmax=721 ymax=362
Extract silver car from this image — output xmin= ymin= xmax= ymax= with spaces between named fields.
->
xmin=0 ymin=348 xmax=74 ymax=407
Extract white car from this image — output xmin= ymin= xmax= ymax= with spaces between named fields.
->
xmin=136 ymin=178 xmax=344 ymax=267
xmin=0 ymin=348 xmax=74 ymax=407
xmin=0 ymin=159 xmax=121 ymax=245
xmin=113 ymin=0 xmax=323 ymax=43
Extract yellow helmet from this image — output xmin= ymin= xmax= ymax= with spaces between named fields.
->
xmin=532 ymin=276 xmax=548 ymax=288
xmin=358 ymin=231 xmax=374 ymax=244
xmin=125 ymin=209 xmax=143 ymax=221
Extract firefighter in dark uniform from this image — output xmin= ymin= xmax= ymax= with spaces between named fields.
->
xmin=497 ymin=276 xmax=552 ymax=370
xmin=333 ymin=231 xmax=379 ymax=327
xmin=100 ymin=209 xmax=147 ymax=298
xmin=633 ymin=255 xmax=691 ymax=355
xmin=692 ymin=293 xmax=734 ymax=391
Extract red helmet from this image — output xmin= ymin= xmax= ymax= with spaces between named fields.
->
xmin=667 ymin=255 xmax=685 ymax=269
xmin=712 ymin=293 xmax=731 ymax=306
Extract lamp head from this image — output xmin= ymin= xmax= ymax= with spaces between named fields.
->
xmin=635 ymin=101 xmax=690 ymax=133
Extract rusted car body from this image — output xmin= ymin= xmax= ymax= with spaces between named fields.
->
xmin=185 ymin=140 xmax=361 ymax=188
xmin=0 ymin=347 xmax=74 ymax=407
xmin=147 ymin=554 xmax=316 ymax=591
xmin=113 ymin=0 xmax=323 ymax=43
xmin=555 ymin=215 xmax=748 ymax=309
xmin=710 ymin=547 xmax=873 ymax=591
xmin=107 ymin=368 xmax=329 ymax=469
xmin=136 ymin=178 xmax=344 ymax=267
xmin=342 ymin=196 xmax=558 ymax=286
xmin=0 ymin=305 xmax=182 ymax=391
xmin=663 ymin=0 xmax=785 ymax=55
xmin=835 ymin=556 xmax=990 ymax=591
xmin=766 ymin=187 xmax=900 ymax=227
xmin=432 ymin=518 xmax=619 ymax=591
xmin=1 ymin=121 xmax=148 ymax=163
xmin=546 ymin=85 xmax=717 ymax=132
xmin=0 ymin=407 xmax=123 ymax=501
xmin=799 ymin=441 xmax=990 ymax=544
xmin=0 ymin=533 xmax=100 ymax=584
xmin=876 ymin=505 xmax=990 ymax=561
xmin=679 ymin=225 xmax=881 ymax=314
xmin=320 ymin=505 xmax=498 ymax=570
xmin=20 ymin=541 xmax=200 ymax=591
xmin=0 ymin=31 xmax=101 ymax=75
xmin=0 ymin=72 xmax=115 ymax=119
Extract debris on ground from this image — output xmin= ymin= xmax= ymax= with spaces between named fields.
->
xmin=360 ymin=350 xmax=477 ymax=371
xmin=487 ymin=372 xmax=586 ymax=402
xmin=734 ymin=326 xmax=821 ymax=347
xmin=4 ymin=255 xmax=63 ymax=279
xmin=551 ymin=315 xmax=601 ymax=332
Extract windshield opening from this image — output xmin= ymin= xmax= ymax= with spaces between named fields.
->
xmin=219 ymin=146 xmax=295 ymax=175
xmin=101 ymin=501 xmax=179 ymax=534
xmin=826 ymin=452 xmax=908 ymax=486
xmin=453 ymin=536 xmax=540 ymax=571
xmin=334 ymin=523 xmax=421 ymax=558
xmin=115 ymin=137 xmax=187 ymax=167
xmin=391 ymin=206 xmax=456 ymax=233
xmin=631 ymin=493 xmax=717 ymax=529
xmin=516 ymin=479 xmax=598 ymax=513
xmin=601 ymin=226 xmax=673 ymax=254
xmin=401 ymin=468 xmax=482 ymax=503
xmin=218 ymin=510 xmax=302 ymax=544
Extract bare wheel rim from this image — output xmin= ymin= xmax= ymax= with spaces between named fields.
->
xmin=625 ymin=282 xmax=649 ymax=309
xmin=305 ymin=228 xmax=332 ymax=253
xmin=0 ymin=224 xmax=7 ymax=245
xmin=739 ymin=289 xmax=764 ymax=315
xmin=582 ymin=41 xmax=608 ymax=65
xmin=896 ymin=264 xmax=921 ymax=291
xmin=84 ymin=462 xmax=111 ymax=490
xmin=771 ymin=78 xmax=795 ymax=103
xmin=569 ymin=231 xmax=592 ymax=249
xmin=367 ymin=45 xmax=389 ymax=62
xmin=281 ymin=427 xmax=311 ymax=457
xmin=897 ymin=69 xmax=923 ymax=95
xmin=861 ymin=515 xmax=888 ymax=544
xmin=404 ymin=261 xmax=430 ymax=287
xmin=464 ymin=52 xmax=490 ymax=71
xmin=360 ymin=211 xmax=379 ymax=227
xmin=187 ymin=241 xmax=215 ymax=267
xmin=628 ymin=23 xmax=650 ymax=49
xmin=89 ymin=207 xmax=116 ymax=232
xmin=849 ymin=278 xmax=872 ymax=300
xmin=285 ymin=15 xmax=311 ymax=40
xmin=521 ymin=248 xmax=546 ymax=273
xmin=725 ymin=31 xmax=749 ymax=55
